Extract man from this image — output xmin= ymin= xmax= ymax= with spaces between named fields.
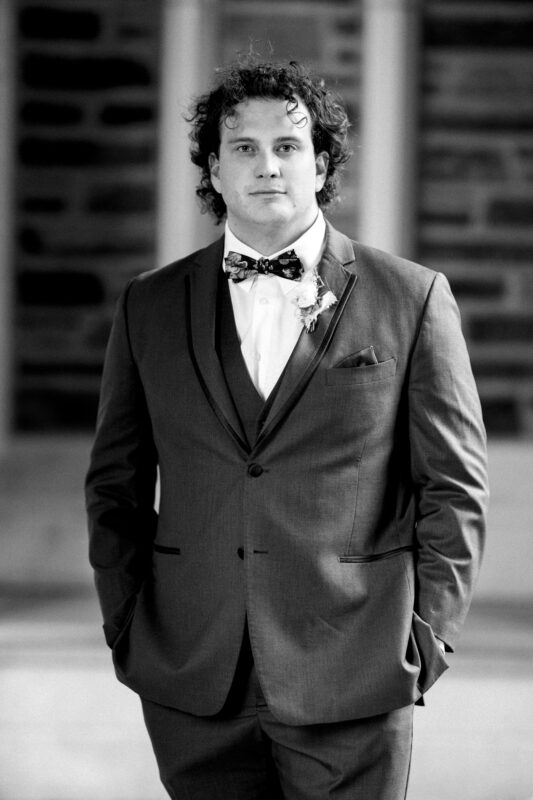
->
xmin=86 ymin=60 xmax=488 ymax=799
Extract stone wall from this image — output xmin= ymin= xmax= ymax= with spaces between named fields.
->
xmin=419 ymin=1 xmax=533 ymax=436
xmin=216 ymin=0 xmax=533 ymax=438
xmin=12 ymin=0 xmax=533 ymax=437
xmin=14 ymin=0 xmax=161 ymax=430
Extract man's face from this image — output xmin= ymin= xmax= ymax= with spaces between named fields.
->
xmin=209 ymin=97 xmax=328 ymax=251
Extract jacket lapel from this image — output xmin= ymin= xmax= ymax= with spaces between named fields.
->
xmin=187 ymin=237 xmax=249 ymax=453
xmin=254 ymin=224 xmax=358 ymax=450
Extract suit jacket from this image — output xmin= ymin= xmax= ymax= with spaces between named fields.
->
xmin=85 ymin=222 xmax=488 ymax=725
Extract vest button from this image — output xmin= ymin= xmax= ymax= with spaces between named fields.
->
xmin=248 ymin=463 xmax=263 ymax=477
xmin=237 ymin=547 xmax=244 ymax=560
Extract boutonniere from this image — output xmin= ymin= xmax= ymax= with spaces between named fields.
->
xmin=293 ymin=270 xmax=337 ymax=333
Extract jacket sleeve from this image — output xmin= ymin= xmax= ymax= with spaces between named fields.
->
xmin=408 ymin=272 xmax=489 ymax=651
xmin=85 ymin=280 xmax=158 ymax=647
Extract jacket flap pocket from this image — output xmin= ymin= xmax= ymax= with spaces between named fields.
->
xmin=153 ymin=543 xmax=181 ymax=555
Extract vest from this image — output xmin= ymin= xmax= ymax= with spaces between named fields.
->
xmin=216 ymin=275 xmax=273 ymax=448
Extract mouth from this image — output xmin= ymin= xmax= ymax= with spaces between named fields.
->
xmin=250 ymin=190 xmax=286 ymax=196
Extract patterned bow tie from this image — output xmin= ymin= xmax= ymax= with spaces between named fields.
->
xmin=224 ymin=250 xmax=304 ymax=283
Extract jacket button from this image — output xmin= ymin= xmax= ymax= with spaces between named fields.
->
xmin=248 ymin=463 xmax=263 ymax=477
xmin=237 ymin=547 xmax=244 ymax=560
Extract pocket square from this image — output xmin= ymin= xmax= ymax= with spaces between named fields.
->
xmin=335 ymin=346 xmax=379 ymax=369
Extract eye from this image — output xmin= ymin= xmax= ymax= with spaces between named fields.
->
xmin=278 ymin=143 xmax=297 ymax=153
xmin=236 ymin=144 xmax=254 ymax=153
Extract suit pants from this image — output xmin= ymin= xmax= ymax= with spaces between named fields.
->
xmin=141 ymin=649 xmax=414 ymax=800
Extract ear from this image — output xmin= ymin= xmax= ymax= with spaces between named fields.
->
xmin=209 ymin=153 xmax=221 ymax=193
xmin=315 ymin=152 xmax=329 ymax=193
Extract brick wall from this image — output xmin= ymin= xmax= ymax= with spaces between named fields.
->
xmin=419 ymin=1 xmax=533 ymax=436
xmin=14 ymin=0 xmax=161 ymax=430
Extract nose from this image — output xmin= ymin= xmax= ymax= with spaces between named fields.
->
xmin=255 ymin=150 xmax=280 ymax=179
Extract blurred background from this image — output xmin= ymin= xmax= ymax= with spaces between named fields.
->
xmin=0 ymin=0 xmax=532 ymax=798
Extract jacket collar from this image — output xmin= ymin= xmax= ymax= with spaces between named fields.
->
xmin=188 ymin=236 xmax=249 ymax=453
xmin=255 ymin=222 xmax=357 ymax=450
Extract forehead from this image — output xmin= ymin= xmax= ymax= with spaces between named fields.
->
xmin=221 ymin=97 xmax=313 ymax=142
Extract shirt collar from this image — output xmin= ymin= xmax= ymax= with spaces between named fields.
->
xmin=223 ymin=211 xmax=326 ymax=295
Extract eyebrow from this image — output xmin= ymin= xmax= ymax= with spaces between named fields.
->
xmin=225 ymin=135 xmax=304 ymax=145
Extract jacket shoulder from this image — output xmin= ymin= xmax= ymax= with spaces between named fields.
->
xmin=351 ymin=240 xmax=438 ymax=296
xmin=127 ymin=236 xmax=223 ymax=298
xmin=340 ymin=238 xmax=447 ymax=336
xmin=325 ymin=221 xmax=438 ymax=296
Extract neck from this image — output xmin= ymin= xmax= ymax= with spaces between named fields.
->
xmin=228 ymin=213 xmax=318 ymax=257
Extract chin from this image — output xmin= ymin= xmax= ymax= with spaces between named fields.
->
xmin=254 ymin=209 xmax=291 ymax=226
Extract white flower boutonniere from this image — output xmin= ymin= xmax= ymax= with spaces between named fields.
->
xmin=294 ymin=270 xmax=338 ymax=333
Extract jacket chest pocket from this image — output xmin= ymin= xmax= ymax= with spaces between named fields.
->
xmin=325 ymin=357 xmax=397 ymax=386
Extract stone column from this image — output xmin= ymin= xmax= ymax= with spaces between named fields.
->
xmin=0 ymin=0 xmax=15 ymax=451
xmin=156 ymin=0 xmax=219 ymax=266
xmin=358 ymin=0 xmax=421 ymax=259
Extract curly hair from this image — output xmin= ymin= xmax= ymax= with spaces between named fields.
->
xmin=187 ymin=59 xmax=352 ymax=223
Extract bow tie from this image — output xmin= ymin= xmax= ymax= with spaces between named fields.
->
xmin=224 ymin=250 xmax=304 ymax=283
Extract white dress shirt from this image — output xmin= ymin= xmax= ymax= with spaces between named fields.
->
xmin=223 ymin=212 xmax=327 ymax=399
